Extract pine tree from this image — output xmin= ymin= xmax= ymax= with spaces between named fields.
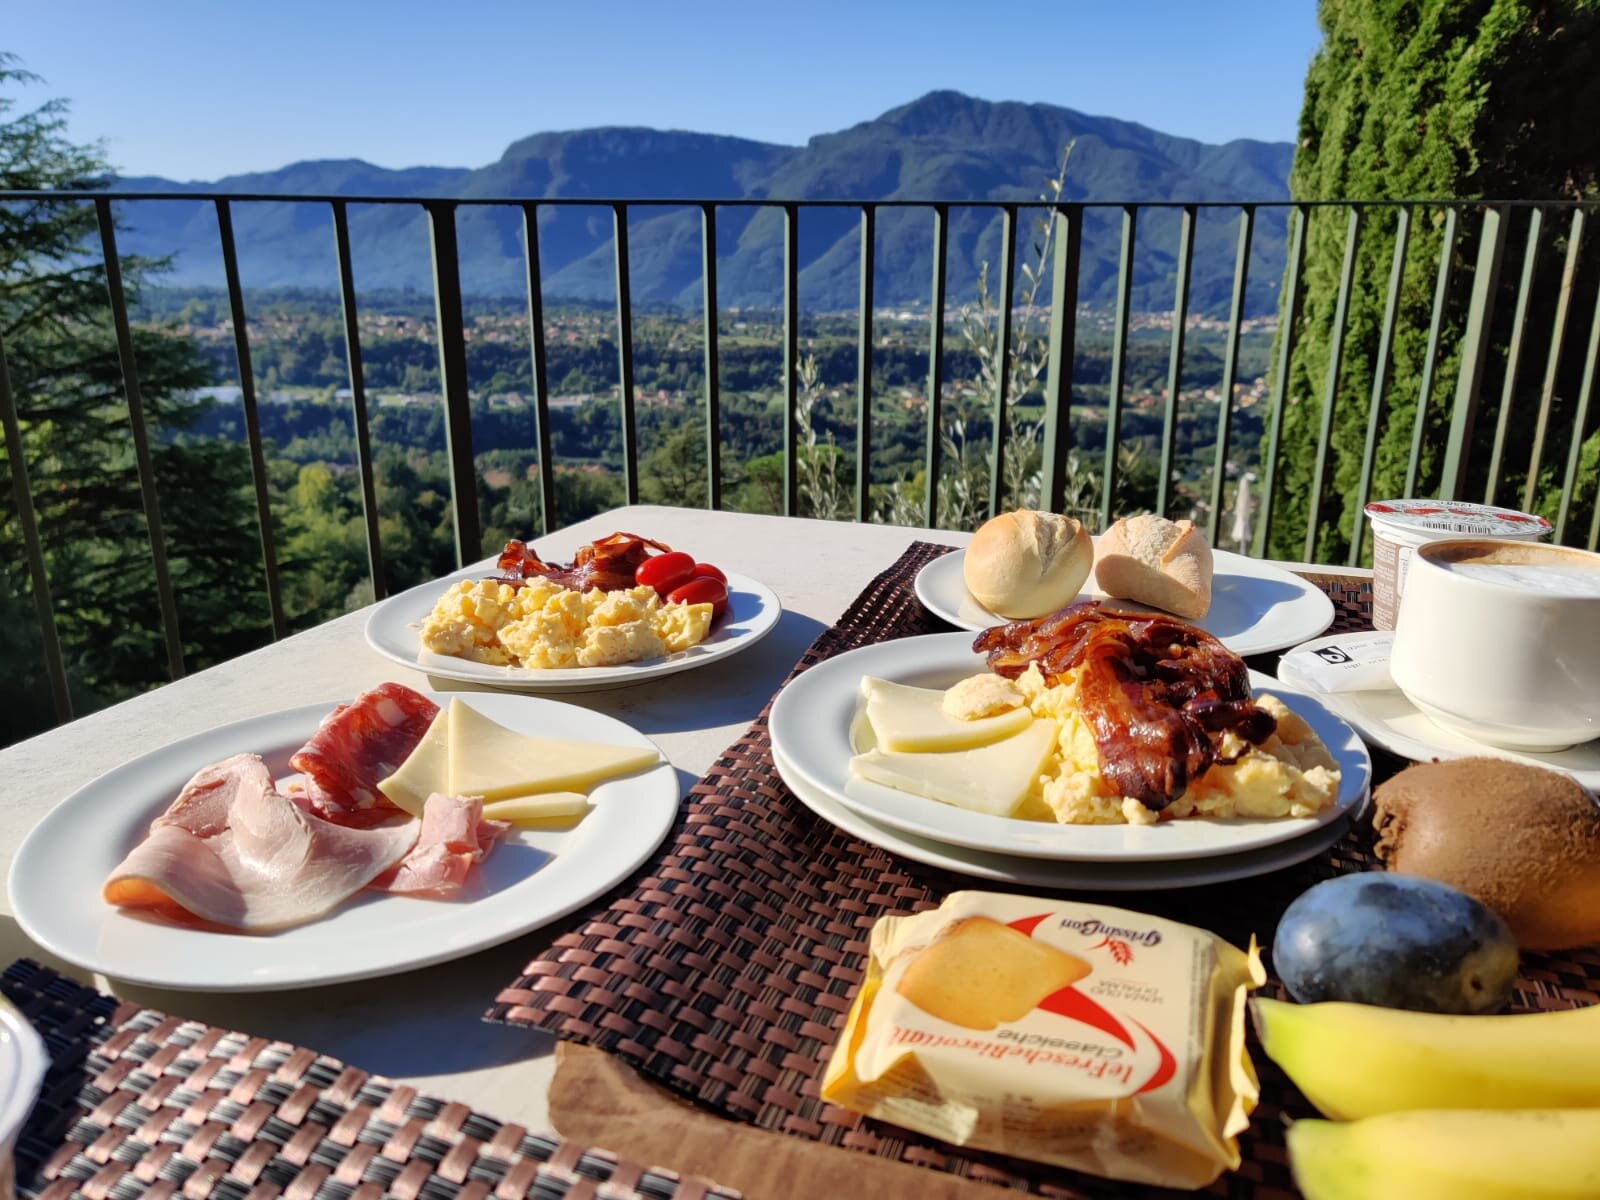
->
xmin=0 ymin=56 xmax=270 ymax=744
xmin=1268 ymin=0 xmax=1600 ymax=562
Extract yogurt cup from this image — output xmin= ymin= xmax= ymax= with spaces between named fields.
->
xmin=1363 ymin=499 xmax=1550 ymax=630
xmin=0 ymin=996 xmax=46 ymax=1200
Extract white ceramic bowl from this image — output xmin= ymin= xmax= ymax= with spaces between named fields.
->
xmin=1391 ymin=538 xmax=1600 ymax=751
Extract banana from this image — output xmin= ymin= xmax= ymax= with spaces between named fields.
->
xmin=1287 ymin=1109 xmax=1600 ymax=1200
xmin=1254 ymin=997 xmax=1600 ymax=1120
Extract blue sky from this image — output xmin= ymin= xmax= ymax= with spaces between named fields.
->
xmin=7 ymin=1 xmax=1322 ymax=180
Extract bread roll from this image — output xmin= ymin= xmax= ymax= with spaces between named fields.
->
xmin=962 ymin=510 xmax=1092 ymax=619
xmin=1094 ymin=514 xmax=1213 ymax=618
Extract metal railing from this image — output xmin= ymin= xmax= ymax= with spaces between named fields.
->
xmin=3 ymin=190 xmax=1600 ymax=727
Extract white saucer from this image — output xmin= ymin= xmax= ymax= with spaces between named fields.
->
xmin=1277 ymin=637 xmax=1600 ymax=790
xmin=915 ymin=543 xmax=1335 ymax=656
xmin=773 ymin=743 xmax=1358 ymax=891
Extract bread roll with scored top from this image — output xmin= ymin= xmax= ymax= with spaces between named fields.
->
xmin=962 ymin=509 xmax=1093 ymax=619
xmin=1095 ymin=514 xmax=1213 ymax=618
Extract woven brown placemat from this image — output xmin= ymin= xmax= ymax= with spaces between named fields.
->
xmin=2 ymin=958 xmax=741 ymax=1200
xmin=489 ymin=542 xmax=1600 ymax=1197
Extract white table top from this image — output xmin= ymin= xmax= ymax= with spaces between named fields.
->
xmin=0 ymin=505 xmax=970 ymax=1133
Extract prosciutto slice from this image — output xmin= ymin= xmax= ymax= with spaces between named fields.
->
xmin=375 ymin=793 xmax=509 ymax=896
xmin=288 ymin=683 xmax=438 ymax=819
xmin=104 ymin=754 xmax=419 ymax=930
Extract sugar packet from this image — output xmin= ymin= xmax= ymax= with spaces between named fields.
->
xmin=1277 ymin=631 xmax=1396 ymax=694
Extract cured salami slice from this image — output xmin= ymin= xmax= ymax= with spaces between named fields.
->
xmin=288 ymin=683 xmax=438 ymax=818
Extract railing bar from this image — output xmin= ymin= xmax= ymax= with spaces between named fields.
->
xmin=700 ymin=203 xmax=721 ymax=511
xmin=1590 ymin=474 xmax=1600 ymax=553
xmin=215 ymin=199 xmax=288 ymax=637
xmin=0 ymin=329 xmax=72 ymax=722
xmin=1350 ymin=207 xmax=1412 ymax=564
xmin=1157 ymin=206 xmax=1196 ymax=520
xmin=10 ymin=189 xmax=1600 ymax=210
xmin=1209 ymin=206 xmax=1254 ymax=545
xmin=1485 ymin=208 xmax=1543 ymax=505
xmin=1526 ymin=209 xmax=1586 ymax=511
xmin=1555 ymin=270 xmax=1600 ymax=543
xmin=924 ymin=204 xmax=949 ymax=529
xmin=1041 ymin=205 xmax=1082 ymax=515
xmin=96 ymin=197 xmax=185 ymax=680
xmin=425 ymin=201 xmax=481 ymax=566
xmin=1441 ymin=206 xmax=1509 ymax=499
xmin=519 ymin=204 xmax=557 ymax=537
xmin=1256 ymin=204 xmax=1308 ymax=557
xmin=1100 ymin=205 xmax=1137 ymax=531
xmin=332 ymin=201 xmax=386 ymax=599
xmin=1305 ymin=206 xmax=1363 ymax=563
xmin=1406 ymin=207 xmax=1460 ymax=497
xmin=855 ymin=206 xmax=875 ymax=523
xmin=987 ymin=205 xmax=1017 ymax=518
xmin=782 ymin=203 xmax=799 ymax=517
xmin=611 ymin=203 xmax=639 ymax=507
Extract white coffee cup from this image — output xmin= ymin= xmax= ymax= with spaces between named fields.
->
xmin=1390 ymin=537 xmax=1600 ymax=752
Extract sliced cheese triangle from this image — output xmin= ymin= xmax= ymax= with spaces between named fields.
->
xmin=482 ymin=792 xmax=590 ymax=822
xmin=378 ymin=707 xmax=450 ymax=817
xmin=446 ymin=698 xmax=659 ymax=800
xmin=849 ymin=718 xmax=1058 ymax=817
xmin=862 ymin=676 xmax=1032 ymax=753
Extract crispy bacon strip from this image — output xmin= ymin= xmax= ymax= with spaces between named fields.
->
xmin=495 ymin=532 xmax=671 ymax=592
xmin=974 ymin=600 xmax=1275 ymax=811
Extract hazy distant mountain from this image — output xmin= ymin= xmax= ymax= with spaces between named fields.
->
xmin=113 ymin=91 xmax=1293 ymax=314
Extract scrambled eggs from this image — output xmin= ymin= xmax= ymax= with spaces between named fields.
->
xmin=1009 ymin=663 xmax=1340 ymax=826
xmin=419 ymin=579 xmax=713 ymax=669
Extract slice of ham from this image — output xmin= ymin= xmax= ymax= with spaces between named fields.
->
xmin=374 ymin=793 xmax=509 ymax=897
xmin=104 ymin=753 xmax=419 ymax=930
xmin=288 ymin=683 xmax=438 ymax=819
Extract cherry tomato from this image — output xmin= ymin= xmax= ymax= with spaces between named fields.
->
xmin=690 ymin=562 xmax=727 ymax=584
xmin=635 ymin=550 xmax=695 ymax=596
xmin=667 ymin=576 xmax=729 ymax=620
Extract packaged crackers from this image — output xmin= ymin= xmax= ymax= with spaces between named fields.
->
xmin=821 ymin=891 xmax=1264 ymax=1188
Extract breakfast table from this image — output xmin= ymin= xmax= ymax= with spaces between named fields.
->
xmin=22 ymin=501 xmax=1584 ymax=1200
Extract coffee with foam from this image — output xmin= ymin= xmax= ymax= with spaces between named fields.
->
xmin=1428 ymin=541 xmax=1600 ymax=599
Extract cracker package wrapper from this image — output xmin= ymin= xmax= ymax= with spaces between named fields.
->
xmin=821 ymin=891 xmax=1265 ymax=1188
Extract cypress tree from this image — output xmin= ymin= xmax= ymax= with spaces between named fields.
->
xmin=1267 ymin=0 xmax=1600 ymax=562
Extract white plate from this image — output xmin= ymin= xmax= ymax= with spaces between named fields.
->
xmin=365 ymin=565 xmax=781 ymax=692
xmin=914 ymin=543 xmax=1335 ymax=656
xmin=769 ymin=632 xmax=1369 ymax=862
xmin=1278 ymin=635 xmax=1600 ymax=789
xmin=0 ymin=993 xmax=47 ymax=1165
xmin=774 ymin=743 xmax=1358 ymax=891
xmin=8 ymin=692 xmax=679 ymax=992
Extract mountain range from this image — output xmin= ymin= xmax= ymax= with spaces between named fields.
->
xmin=113 ymin=91 xmax=1295 ymax=315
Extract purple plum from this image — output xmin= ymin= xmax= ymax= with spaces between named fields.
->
xmin=1272 ymin=873 xmax=1517 ymax=1014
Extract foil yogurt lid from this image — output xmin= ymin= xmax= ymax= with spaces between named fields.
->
xmin=1363 ymin=498 xmax=1551 ymax=538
